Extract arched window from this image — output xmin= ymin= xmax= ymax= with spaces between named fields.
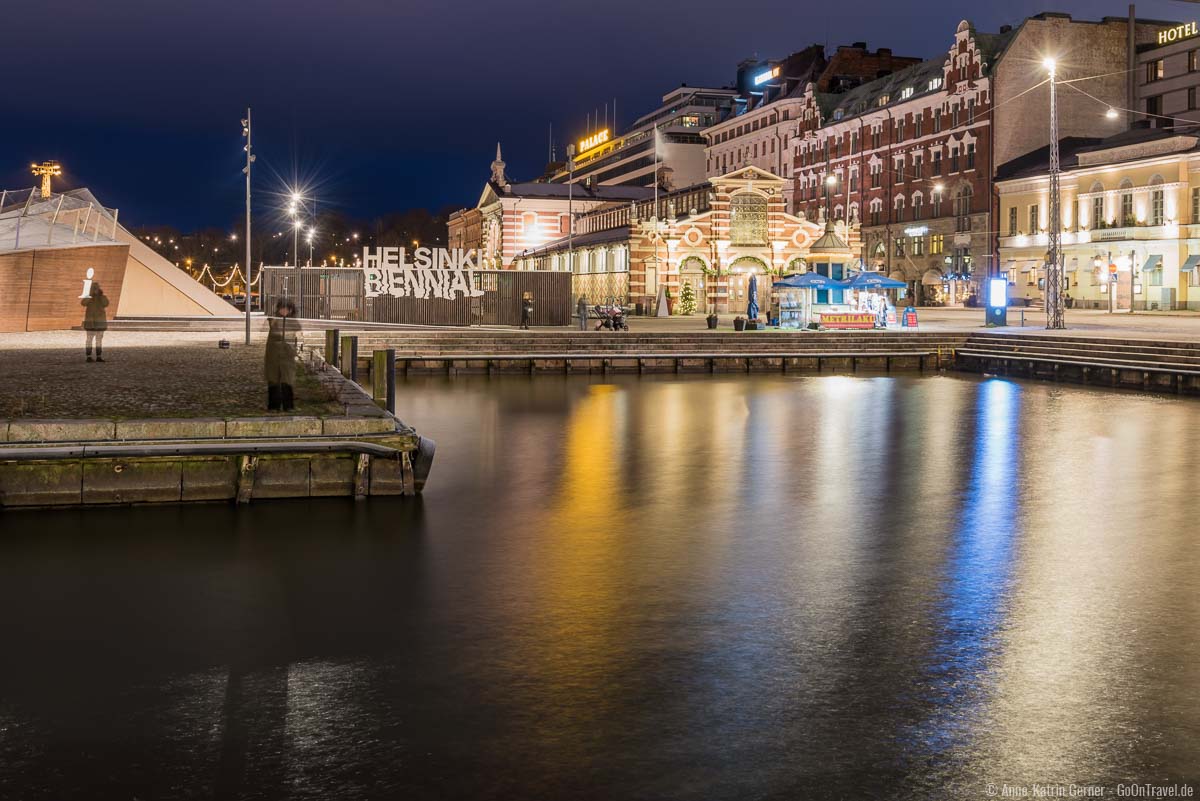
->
xmin=1149 ymin=175 xmax=1165 ymax=225
xmin=729 ymin=193 xmax=768 ymax=245
xmin=894 ymin=194 xmax=906 ymax=223
xmin=1119 ymin=179 xmax=1134 ymax=226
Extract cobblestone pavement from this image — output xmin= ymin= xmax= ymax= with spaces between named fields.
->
xmin=0 ymin=330 xmax=338 ymax=419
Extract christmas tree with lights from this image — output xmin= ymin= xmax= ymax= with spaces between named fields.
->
xmin=679 ymin=281 xmax=696 ymax=315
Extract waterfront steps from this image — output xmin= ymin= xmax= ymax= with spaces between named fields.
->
xmin=955 ymin=333 xmax=1200 ymax=395
xmin=301 ymin=330 xmax=968 ymax=376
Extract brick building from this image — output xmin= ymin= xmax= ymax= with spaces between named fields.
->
xmin=447 ymin=145 xmax=651 ymax=269
xmin=512 ymin=166 xmax=859 ymax=314
xmin=787 ymin=13 xmax=1169 ymax=304
xmin=703 ymin=43 xmax=920 ymax=211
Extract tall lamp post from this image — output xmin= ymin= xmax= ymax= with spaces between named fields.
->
xmin=567 ymin=143 xmax=575 ymax=276
xmin=241 ymin=109 xmax=255 ymax=345
xmin=1044 ymin=57 xmax=1066 ymax=329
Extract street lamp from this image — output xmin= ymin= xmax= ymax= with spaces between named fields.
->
xmin=1044 ymin=56 xmax=1066 ymax=329
xmin=241 ymin=109 xmax=255 ymax=344
xmin=566 ymin=143 xmax=576 ymax=276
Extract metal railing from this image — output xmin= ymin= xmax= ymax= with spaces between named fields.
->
xmin=0 ymin=187 xmax=120 ymax=252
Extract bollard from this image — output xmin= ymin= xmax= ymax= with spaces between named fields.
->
xmin=386 ymin=348 xmax=396 ymax=415
xmin=325 ymin=328 xmax=340 ymax=369
xmin=372 ymin=350 xmax=389 ymax=407
xmin=339 ymin=335 xmax=358 ymax=381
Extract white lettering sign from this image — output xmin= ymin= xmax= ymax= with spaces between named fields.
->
xmin=361 ymin=247 xmax=486 ymax=300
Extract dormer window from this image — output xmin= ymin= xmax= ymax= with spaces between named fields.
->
xmin=877 ymin=94 xmax=890 ymax=107
xmin=900 ymin=87 xmax=914 ymax=100
xmin=928 ymin=77 xmax=943 ymax=91
xmin=833 ymin=109 xmax=844 ymax=120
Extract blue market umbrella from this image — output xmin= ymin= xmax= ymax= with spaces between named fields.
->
xmin=747 ymin=274 xmax=759 ymax=319
xmin=844 ymin=271 xmax=908 ymax=289
xmin=772 ymin=272 xmax=848 ymax=289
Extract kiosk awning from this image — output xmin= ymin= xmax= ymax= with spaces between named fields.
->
xmin=1182 ymin=255 xmax=1200 ymax=272
xmin=1142 ymin=255 xmax=1163 ymax=271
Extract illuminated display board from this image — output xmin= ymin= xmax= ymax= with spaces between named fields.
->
xmin=753 ymin=66 xmax=781 ymax=86
xmin=578 ymin=129 xmax=611 ymax=154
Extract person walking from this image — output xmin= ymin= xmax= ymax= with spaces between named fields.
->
xmin=577 ymin=295 xmax=589 ymax=331
xmin=265 ymin=298 xmax=300 ymax=412
xmin=81 ymin=282 xmax=109 ymax=362
xmin=520 ymin=291 xmax=534 ymax=330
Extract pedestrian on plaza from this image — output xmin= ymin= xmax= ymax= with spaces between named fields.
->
xmin=577 ymin=295 xmax=589 ymax=330
xmin=520 ymin=291 xmax=534 ymax=329
xmin=264 ymin=297 xmax=300 ymax=412
xmin=81 ymin=282 xmax=109 ymax=363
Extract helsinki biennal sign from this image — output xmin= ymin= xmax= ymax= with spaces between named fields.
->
xmin=362 ymin=247 xmax=485 ymax=300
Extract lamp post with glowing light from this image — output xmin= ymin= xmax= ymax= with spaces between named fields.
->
xmin=241 ymin=110 xmax=255 ymax=345
xmin=1044 ymin=57 xmax=1066 ymax=329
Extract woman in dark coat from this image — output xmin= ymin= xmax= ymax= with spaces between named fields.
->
xmin=264 ymin=298 xmax=300 ymax=411
xmin=81 ymin=283 xmax=109 ymax=362
xmin=520 ymin=292 xmax=534 ymax=330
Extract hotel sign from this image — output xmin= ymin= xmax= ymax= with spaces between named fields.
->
xmin=361 ymin=247 xmax=485 ymax=300
xmin=1158 ymin=21 xmax=1198 ymax=45
xmin=578 ymin=129 xmax=610 ymax=155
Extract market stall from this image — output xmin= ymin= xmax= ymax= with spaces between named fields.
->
xmin=772 ymin=272 xmax=849 ymax=329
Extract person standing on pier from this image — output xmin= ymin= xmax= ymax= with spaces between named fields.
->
xmin=81 ymin=282 xmax=109 ymax=363
xmin=265 ymin=298 xmax=300 ymax=411
xmin=521 ymin=291 xmax=534 ymax=330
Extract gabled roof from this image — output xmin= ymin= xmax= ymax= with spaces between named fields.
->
xmin=481 ymin=180 xmax=654 ymax=205
xmin=993 ymin=137 xmax=1107 ymax=180
xmin=517 ymin=225 xmax=632 ymax=258
xmin=714 ymin=165 xmax=785 ymax=182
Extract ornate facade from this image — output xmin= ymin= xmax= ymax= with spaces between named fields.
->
xmin=512 ymin=166 xmax=860 ymax=314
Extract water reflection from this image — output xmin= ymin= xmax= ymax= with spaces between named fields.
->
xmin=0 ymin=375 xmax=1197 ymax=800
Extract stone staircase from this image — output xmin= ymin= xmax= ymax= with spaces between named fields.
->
xmin=955 ymin=332 xmax=1200 ymax=394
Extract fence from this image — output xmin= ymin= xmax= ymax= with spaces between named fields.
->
xmin=261 ymin=267 xmax=572 ymax=326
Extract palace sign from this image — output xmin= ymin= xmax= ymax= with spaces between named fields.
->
xmin=362 ymin=247 xmax=485 ymax=300
xmin=578 ymin=129 xmax=610 ymax=154
xmin=1158 ymin=21 xmax=1198 ymax=45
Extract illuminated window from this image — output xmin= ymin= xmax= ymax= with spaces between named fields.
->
xmin=1008 ymin=207 xmax=1017 ymax=236
xmin=878 ymin=94 xmax=890 ymax=106
xmin=1029 ymin=204 xmax=1039 ymax=233
xmin=1093 ymin=195 xmax=1105 ymax=227
xmin=900 ymin=87 xmax=914 ymax=100
xmin=930 ymin=234 xmax=944 ymax=254
xmin=1151 ymin=189 xmax=1164 ymax=225
xmin=928 ymin=78 xmax=942 ymax=91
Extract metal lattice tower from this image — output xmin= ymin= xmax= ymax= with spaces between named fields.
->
xmin=31 ymin=161 xmax=62 ymax=199
xmin=1045 ymin=62 xmax=1065 ymax=329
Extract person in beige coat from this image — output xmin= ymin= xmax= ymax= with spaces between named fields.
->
xmin=264 ymin=298 xmax=300 ymax=411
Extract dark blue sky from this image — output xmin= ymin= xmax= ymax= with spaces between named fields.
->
xmin=1 ymin=0 xmax=1184 ymax=230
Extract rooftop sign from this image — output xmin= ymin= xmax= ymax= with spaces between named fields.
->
xmin=753 ymin=66 xmax=781 ymax=86
xmin=1158 ymin=21 xmax=1197 ymax=45
xmin=578 ymin=129 xmax=610 ymax=154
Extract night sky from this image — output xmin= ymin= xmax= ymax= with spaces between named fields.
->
xmin=1 ymin=0 xmax=1185 ymax=231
